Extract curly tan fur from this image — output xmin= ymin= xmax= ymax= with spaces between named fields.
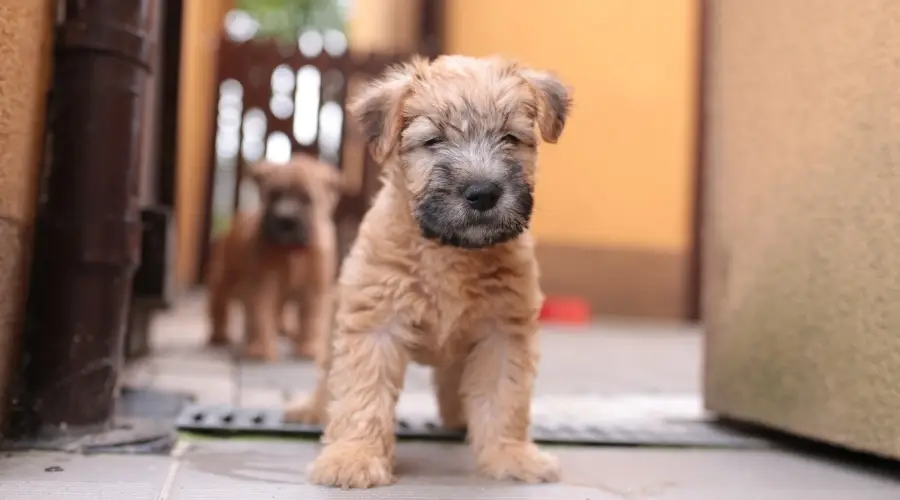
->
xmin=284 ymin=55 xmax=572 ymax=488
xmin=206 ymin=153 xmax=341 ymax=362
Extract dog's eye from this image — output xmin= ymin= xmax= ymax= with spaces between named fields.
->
xmin=423 ymin=137 xmax=444 ymax=149
xmin=501 ymin=134 xmax=522 ymax=146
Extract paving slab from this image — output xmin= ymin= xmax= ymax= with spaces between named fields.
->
xmin=0 ymin=450 xmax=173 ymax=500
xmin=172 ymin=438 xmax=616 ymax=499
xmin=1 ymin=437 xmax=897 ymax=499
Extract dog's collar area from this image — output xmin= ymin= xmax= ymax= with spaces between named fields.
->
xmin=272 ymin=243 xmax=308 ymax=253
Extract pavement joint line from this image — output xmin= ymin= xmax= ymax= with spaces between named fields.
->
xmin=156 ymin=440 xmax=191 ymax=500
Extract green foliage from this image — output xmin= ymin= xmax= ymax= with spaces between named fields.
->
xmin=236 ymin=0 xmax=345 ymax=41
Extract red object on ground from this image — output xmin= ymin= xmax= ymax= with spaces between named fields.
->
xmin=539 ymin=296 xmax=592 ymax=325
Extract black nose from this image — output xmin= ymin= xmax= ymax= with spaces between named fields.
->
xmin=276 ymin=217 xmax=298 ymax=232
xmin=462 ymin=182 xmax=502 ymax=211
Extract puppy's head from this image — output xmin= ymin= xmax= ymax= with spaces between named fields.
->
xmin=249 ymin=153 xmax=343 ymax=248
xmin=350 ymin=55 xmax=571 ymax=249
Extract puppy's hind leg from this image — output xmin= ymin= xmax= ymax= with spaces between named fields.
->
xmin=462 ymin=322 xmax=561 ymax=484
xmin=433 ymin=359 xmax=467 ymax=430
xmin=283 ymin=365 xmax=329 ymax=425
xmin=284 ymin=308 xmax=332 ymax=425
xmin=284 ymin=288 xmax=336 ymax=423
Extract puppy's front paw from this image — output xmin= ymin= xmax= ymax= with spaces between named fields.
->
xmin=242 ymin=342 xmax=278 ymax=362
xmin=207 ymin=332 xmax=230 ymax=347
xmin=478 ymin=442 xmax=561 ymax=483
xmin=283 ymin=397 xmax=326 ymax=425
xmin=307 ymin=442 xmax=394 ymax=489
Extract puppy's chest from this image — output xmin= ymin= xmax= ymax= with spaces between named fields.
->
xmin=281 ymin=256 xmax=309 ymax=292
xmin=406 ymin=290 xmax=478 ymax=365
xmin=405 ymin=260 xmax=514 ymax=360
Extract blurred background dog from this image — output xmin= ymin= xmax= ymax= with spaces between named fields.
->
xmin=205 ymin=153 xmax=343 ymax=362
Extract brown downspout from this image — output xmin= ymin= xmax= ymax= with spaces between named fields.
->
xmin=126 ymin=0 xmax=184 ymax=360
xmin=7 ymin=0 xmax=158 ymax=437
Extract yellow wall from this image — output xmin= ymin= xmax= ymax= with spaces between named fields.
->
xmin=446 ymin=0 xmax=699 ymax=251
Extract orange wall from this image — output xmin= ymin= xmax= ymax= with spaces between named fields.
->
xmin=175 ymin=0 xmax=233 ymax=289
xmin=0 ymin=0 xmax=55 ymax=431
xmin=446 ymin=0 xmax=699 ymax=251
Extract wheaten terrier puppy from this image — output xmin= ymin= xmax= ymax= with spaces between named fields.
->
xmin=286 ymin=55 xmax=571 ymax=488
xmin=206 ymin=153 xmax=341 ymax=362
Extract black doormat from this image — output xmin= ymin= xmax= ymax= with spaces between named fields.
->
xmin=119 ymin=386 xmax=195 ymax=421
xmin=175 ymin=394 xmax=772 ymax=449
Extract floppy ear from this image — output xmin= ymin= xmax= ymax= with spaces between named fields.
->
xmin=321 ymin=163 xmax=347 ymax=196
xmin=247 ymin=160 xmax=274 ymax=185
xmin=520 ymin=69 xmax=572 ymax=143
xmin=348 ymin=59 xmax=422 ymax=163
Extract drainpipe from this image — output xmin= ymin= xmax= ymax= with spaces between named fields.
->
xmin=7 ymin=0 xmax=157 ymax=437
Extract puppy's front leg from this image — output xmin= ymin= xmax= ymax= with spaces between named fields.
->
xmin=207 ymin=281 xmax=232 ymax=346
xmin=307 ymin=323 xmax=407 ymax=489
xmin=463 ymin=323 xmax=561 ymax=483
xmin=243 ymin=272 xmax=280 ymax=362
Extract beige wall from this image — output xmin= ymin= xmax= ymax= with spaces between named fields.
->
xmin=704 ymin=0 xmax=900 ymax=459
xmin=0 ymin=0 xmax=54 ymax=429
